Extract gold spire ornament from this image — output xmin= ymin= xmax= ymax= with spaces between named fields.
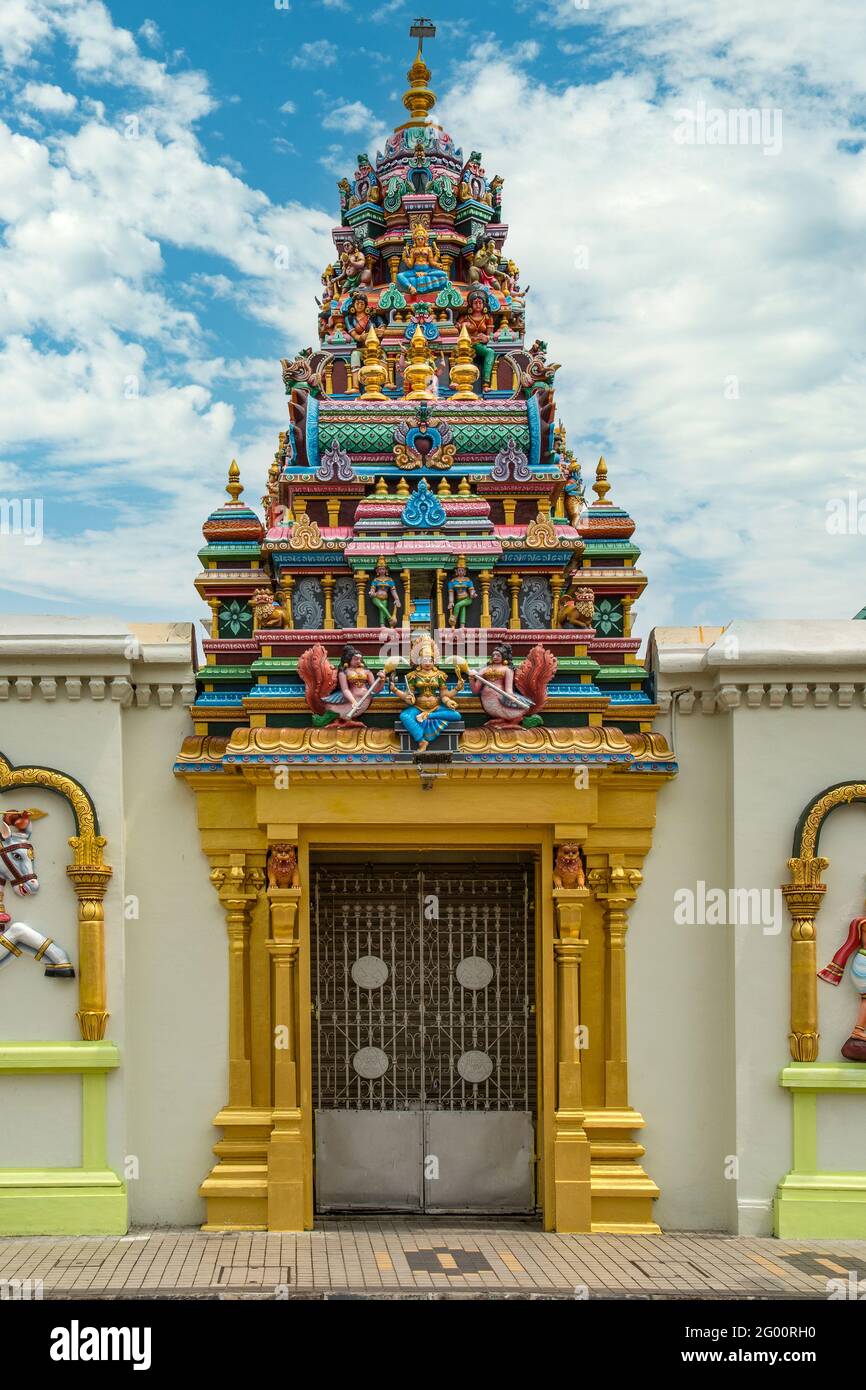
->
xmin=358 ymin=325 xmax=388 ymax=400
xmin=226 ymin=459 xmax=243 ymax=504
xmin=402 ymin=325 xmax=437 ymax=400
xmin=593 ymin=455 xmax=612 ymax=506
xmin=400 ymin=18 xmax=437 ymax=127
xmin=450 ymin=324 xmax=480 ymax=400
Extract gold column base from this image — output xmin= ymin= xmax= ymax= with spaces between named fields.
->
xmin=76 ymin=1010 xmax=109 ymax=1041
xmin=553 ymin=1110 xmax=592 ymax=1232
xmin=199 ymin=1106 xmax=272 ymax=1231
xmin=267 ymin=1108 xmax=306 ymax=1231
xmin=584 ymin=1106 xmax=660 ymax=1232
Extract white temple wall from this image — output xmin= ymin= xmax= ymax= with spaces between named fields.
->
xmin=2 ymin=615 xmax=865 ymax=1232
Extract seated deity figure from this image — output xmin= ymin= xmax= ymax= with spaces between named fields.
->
xmin=459 ymin=290 xmax=496 ymax=389
xmin=396 ymin=224 xmax=449 ymax=297
xmin=447 ymin=557 xmax=476 ymax=628
xmin=368 ymin=556 xmax=400 ymax=627
xmin=390 ymin=636 xmax=463 ymax=752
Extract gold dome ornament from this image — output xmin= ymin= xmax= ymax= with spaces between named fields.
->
xmin=358 ymin=326 xmax=388 ymax=400
xmin=450 ymin=324 xmax=480 ymax=400
xmin=593 ymin=455 xmax=613 ymax=506
xmin=226 ymin=459 xmax=243 ymax=504
xmin=402 ymin=325 xmax=437 ymax=400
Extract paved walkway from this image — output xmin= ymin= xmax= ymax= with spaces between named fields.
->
xmin=3 ymin=1223 xmax=866 ymax=1298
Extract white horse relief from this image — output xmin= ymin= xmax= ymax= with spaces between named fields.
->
xmin=0 ymin=810 xmax=75 ymax=977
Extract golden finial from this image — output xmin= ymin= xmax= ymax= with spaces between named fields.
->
xmin=401 ymin=18 xmax=437 ymax=127
xmin=450 ymin=324 xmax=480 ymax=400
xmin=437 ymin=477 xmax=452 ymax=497
xmin=395 ymin=476 xmax=411 ymax=500
xmin=358 ymin=325 xmax=388 ymax=400
xmin=374 ymin=476 xmax=389 ymax=497
xmin=226 ymin=459 xmax=243 ymax=504
xmin=402 ymin=325 xmax=436 ymax=400
xmin=593 ymin=455 xmax=612 ymax=506
xmin=457 ymin=475 xmax=472 ymax=496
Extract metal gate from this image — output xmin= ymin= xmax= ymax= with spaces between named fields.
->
xmin=312 ymin=861 xmax=536 ymax=1213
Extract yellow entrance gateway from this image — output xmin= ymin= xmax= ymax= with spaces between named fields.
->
xmin=175 ymin=23 xmax=676 ymax=1234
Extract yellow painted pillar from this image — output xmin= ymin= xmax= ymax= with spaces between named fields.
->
xmin=552 ymin=886 xmax=592 ymax=1231
xmin=211 ymin=855 xmax=262 ymax=1108
xmin=67 ymin=835 xmax=113 ymax=1041
xmin=502 ymin=497 xmax=516 ymax=527
xmin=400 ymin=568 xmax=412 ymax=627
xmin=326 ymin=498 xmax=341 ymax=528
xmin=322 ymin=574 xmax=335 ymax=630
xmin=479 ymin=570 xmax=492 ymax=628
xmin=354 ymin=570 xmax=368 ymax=627
xmin=208 ymin=598 xmax=220 ymax=639
xmin=550 ymin=574 xmax=564 ymax=628
xmin=782 ymin=856 xmax=828 ymax=1061
xmin=435 ymin=569 xmax=446 ymax=631
xmin=508 ymin=572 xmax=522 ymax=631
xmin=292 ymin=496 xmax=307 ymax=521
xmin=267 ymin=879 xmax=305 ymax=1230
xmin=280 ymin=575 xmax=295 ymax=630
xmin=588 ymin=862 xmax=642 ymax=1107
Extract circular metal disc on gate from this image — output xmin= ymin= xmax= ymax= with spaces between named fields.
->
xmin=455 ymin=955 xmax=494 ymax=991
xmin=352 ymin=1046 xmax=390 ymax=1079
xmin=351 ymin=954 xmax=389 ymax=989
xmin=457 ymin=1050 xmax=494 ymax=1083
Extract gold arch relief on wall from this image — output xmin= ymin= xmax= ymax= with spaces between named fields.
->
xmin=0 ymin=751 xmax=112 ymax=1041
xmin=783 ymin=781 xmax=866 ymax=1062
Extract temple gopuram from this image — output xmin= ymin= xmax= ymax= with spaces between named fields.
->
xmin=175 ymin=22 xmax=677 ymax=1235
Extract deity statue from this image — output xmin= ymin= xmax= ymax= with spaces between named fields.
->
xmin=459 ymin=290 xmax=496 ymax=389
xmin=469 ymin=240 xmax=501 ymax=289
xmin=456 ymin=642 xmax=557 ymax=729
xmin=447 ymin=557 xmax=476 ymax=628
xmin=368 ymin=557 xmax=401 ymax=627
xmin=341 ymin=241 xmax=372 ymax=290
xmin=819 ymin=914 xmax=866 ymax=1060
xmin=298 ymin=643 xmax=388 ymax=728
xmin=396 ymin=224 xmax=449 ymax=297
xmin=390 ymin=637 xmax=463 ymax=752
xmin=560 ymin=456 xmax=585 ymax=526
xmin=347 ymin=292 xmax=373 ymax=380
xmin=558 ymin=573 xmax=596 ymax=628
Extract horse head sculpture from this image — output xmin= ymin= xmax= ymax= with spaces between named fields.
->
xmin=0 ymin=809 xmax=75 ymax=978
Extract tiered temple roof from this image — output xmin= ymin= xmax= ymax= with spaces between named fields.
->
xmin=178 ymin=28 xmax=673 ymax=777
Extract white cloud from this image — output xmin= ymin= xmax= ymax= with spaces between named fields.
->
xmin=19 ymin=81 xmax=77 ymax=114
xmin=322 ymin=100 xmax=378 ymax=133
xmin=291 ymin=40 xmax=338 ymax=70
xmin=279 ymin=99 xmax=296 ymax=114
xmin=138 ymin=18 xmax=162 ymax=48
xmin=439 ymin=35 xmax=866 ymax=634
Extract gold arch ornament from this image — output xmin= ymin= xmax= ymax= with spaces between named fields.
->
xmin=783 ymin=780 xmax=866 ymax=1061
xmin=0 ymin=752 xmax=112 ymax=1041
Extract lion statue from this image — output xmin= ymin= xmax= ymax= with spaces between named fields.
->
xmin=553 ymin=842 xmax=586 ymax=889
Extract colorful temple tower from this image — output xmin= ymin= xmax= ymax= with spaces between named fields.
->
xmin=176 ymin=23 xmax=676 ymax=1234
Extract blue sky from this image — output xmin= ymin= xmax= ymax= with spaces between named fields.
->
xmin=1 ymin=0 xmax=865 ymax=637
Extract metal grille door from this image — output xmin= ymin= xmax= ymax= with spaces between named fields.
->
xmin=312 ymin=862 xmax=536 ymax=1213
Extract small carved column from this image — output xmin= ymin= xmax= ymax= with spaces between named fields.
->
xmin=435 ymin=569 xmax=446 ymax=631
xmin=266 ymin=863 xmax=305 ymax=1231
xmin=502 ymin=497 xmax=516 ymax=527
xmin=388 ymin=255 xmax=400 ymax=282
xmin=354 ymin=570 xmax=368 ymax=627
xmin=208 ymin=598 xmax=221 ymax=639
xmin=479 ymin=570 xmax=492 ymax=628
xmin=321 ymin=573 xmax=335 ymax=630
xmin=67 ymin=832 xmax=113 ymax=1041
xmin=782 ymin=856 xmax=828 ymax=1061
xmin=280 ymin=574 xmax=295 ymax=630
xmin=550 ymin=574 xmax=564 ymax=628
xmin=588 ymin=862 xmax=642 ymax=1107
xmin=508 ymin=572 xmax=522 ymax=630
xmin=400 ymin=568 xmax=412 ymax=627
xmin=552 ymin=884 xmax=592 ymax=1232
xmin=622 ymin=594 xmax=634 ymax=637
xmin=326 ymin=499 xmax=340 ymax=528
xmin=210 ymin=855 xmax=262 ymax=1108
